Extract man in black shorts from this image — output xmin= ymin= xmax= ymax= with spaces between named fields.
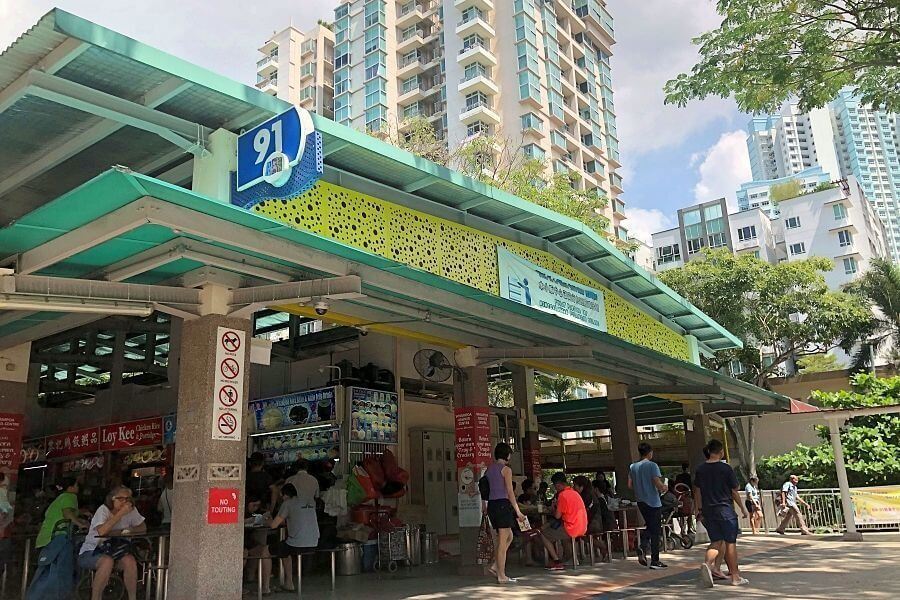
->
xmin=693 ymin=439 xmax=748 ymax=588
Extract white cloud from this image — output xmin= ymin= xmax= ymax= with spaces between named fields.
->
xmin=692 ymin=131 xmax=753 ymax=211
xmin=608 ymin=0 xmax=740 ymax=159
xmin=623 ymin=207 xmax=675 ymax=246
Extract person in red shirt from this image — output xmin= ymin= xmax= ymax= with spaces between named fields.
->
xmin=538 ymin=472 xmax=587 ymax=571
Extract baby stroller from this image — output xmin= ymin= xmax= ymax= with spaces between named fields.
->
xmin=660 ymin=487 xmax=694 ymax=551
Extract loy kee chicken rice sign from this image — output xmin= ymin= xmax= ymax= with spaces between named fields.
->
xmin=99 ymin=418 xmax=163 ymax=451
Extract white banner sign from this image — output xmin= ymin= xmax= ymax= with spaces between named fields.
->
xmin=497 ymin=247 xmax=606 ymax=331
xmin=212 ymin=327 xmax=246 ymax=441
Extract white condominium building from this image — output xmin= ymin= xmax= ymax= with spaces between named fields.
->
xmin=328 ymin=0 xmax=626 ymax=237
xmin=256 ymin=24 xmax=336 ymax=118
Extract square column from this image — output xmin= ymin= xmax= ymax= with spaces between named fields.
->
xmin=683 ymin=403 xmax=710 ymax=473
xmin=167 ymin=314 xmax=251 ymax=600
xmin=509 ymin=364 xmax=541 ymax=480
xmin=607 ymin=384 xmax=638 ymax=496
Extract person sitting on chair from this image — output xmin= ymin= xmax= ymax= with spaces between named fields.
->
xmin=537 ymin=472 xmax=588 ymax=571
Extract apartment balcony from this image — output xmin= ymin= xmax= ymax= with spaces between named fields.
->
xmin=255 ymin=78 xmax=277 ymax=94
xmin=611 ymin=174 xmax=624 ymax=195
xmin=398 ymin=30 xmax=429 ymax=53
xmin=256 ymin=55 xmax=278 ymax=77
xmin=458 ymin=73 xmax=499 ymax=96
xmin=454 ymin=0 xmax=493 ymax=11
xmin=428 ymin=101 xmax=447 ymax=122
xmin=397 ymin=3 xmax=426 ymax=27
xmin=258 ymin=39 xmax=278 ymax=55
xmin=456 ymin=15 xmax=495 ymax=39
xmin=398 ymin=55 xmax=428 ymax=77
xmin=459 ymin=101 xmax=500 ymax=126
xmin=398 ymin=85 xmax=427 ymax=105
xmin=457 ymin=43 xmax=497 ymax=66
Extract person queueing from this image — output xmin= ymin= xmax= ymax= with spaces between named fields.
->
xmin=776 ymin=475 xmax=812 ymax=535
xmin=537 ymin=472 xmax=588 ymax=571
xmin=744 ymin=477 xmax=763 ymax=535
xmin=35 ymin=477 xmax=88 ymax=549
xmin=269 ymin=483 xmax=319 ymax=593
xmin=628 ymin=442 xmax=668 ymax=569
xmin=484 ymin=442 xmax=525 ymax=584
xmin=79 ymin=486 xmax=146 ymax=600
xmin=694 ymin=439 xmax=749 ymax=588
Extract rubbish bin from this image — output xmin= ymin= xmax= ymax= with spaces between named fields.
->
xmin=362 ymin=540 xmax=378 ymax=572
xmin=421 ymin=531 xmax=439 ymax=565
xmin=406 ymin=525 xmax=422 ymax=566
xmin=336 ymin=542 xmax=362 ymax=576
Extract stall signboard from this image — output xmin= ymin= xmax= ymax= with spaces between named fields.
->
xmin=524 ymin=446 xmax=542 ymax=481
xmin=163 ymin=415 xmax=176 ymax=445
xmin=455 ymin=407 xmax=492 ymax=528
xmin=100 ymin=418 xmax=163 ymax=451
xmin=212 ymin=327 xmax=246 ymax=441
xmin=46 ymin=427 xmax=100 ymax=458
xmin=250 ymin=387 xmax=338 ymax=433
xmin=497 ymin=246 xmax=607 ymax=332
xmin=20 ymin=439 xmax=46 ymax=465
xmin=208 ymin=488 xmax=240 ymax=525
xmin=0 ymin=413 xmax=24 ymax=471
xmin=349 ymin=387 xmax=398 ymax=444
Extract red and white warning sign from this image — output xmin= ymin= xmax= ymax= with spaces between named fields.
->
xmin=211 ymin=326 xmax=246 ymax=441
xmin=207 ymin=487 xmax=240 ymax=524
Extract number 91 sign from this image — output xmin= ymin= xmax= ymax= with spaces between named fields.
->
xmin=236 ymin=107 xmax=314 ymax=191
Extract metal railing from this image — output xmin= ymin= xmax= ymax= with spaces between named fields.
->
xmin=752 ymin=488 xmax=900 ymax=534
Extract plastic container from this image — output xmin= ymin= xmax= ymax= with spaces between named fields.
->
xmin=362 ymin=540 xmax=378 ymax=572
xmin=406 ymin=525 xmax=422 ymax=566
xmin=336 ymin=542 xmax=362 ymax=576
xmin=421 ymin=531 xmax=439 ymax=565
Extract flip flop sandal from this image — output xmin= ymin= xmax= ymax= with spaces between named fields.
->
xmin=728 ymin=578 xmax=750 ymax=586
xmin=712 ymin=572 xmax=729 ymax=581
xmin=497 ymin=578 xmax=518 ymax=584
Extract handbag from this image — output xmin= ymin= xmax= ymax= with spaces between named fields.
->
xmin=95 ymin=537 xmax=133 ymax=560
xmin=476 ymin=515 xmax=494 ymax=565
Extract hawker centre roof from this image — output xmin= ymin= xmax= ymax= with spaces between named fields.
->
xmin=0 ymin=9 xmax=788 ymax=411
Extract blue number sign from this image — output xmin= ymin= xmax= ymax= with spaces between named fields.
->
xmin=236 ymin=106 xmax=313 ymax=191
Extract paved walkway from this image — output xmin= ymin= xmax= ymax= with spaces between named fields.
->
xmin=262 ymin=533 xmax=899 ymax=599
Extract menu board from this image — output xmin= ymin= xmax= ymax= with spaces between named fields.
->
xmin=349 ymin=388 xmax=399 ymax=444
xmin=254 ymin=427 xmax=340 ymax=464
xmin=250 ymin=387 xmax=338 ymax=433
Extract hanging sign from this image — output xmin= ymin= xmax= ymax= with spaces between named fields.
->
xmin=497 ymin=246 xmax=607 ymax=331
xmin=212 ymin=327 xmax=246 ymax=441
xmin=455 ymin=407 xmax=492 ymax=528
xmin=0 ymin=413 xmax=24 ymax=471
xmin=99 ymin=418 xmax=163 ymax=451
xmin=46 ymin=427 xmax=100 ymax=458
xmin=236 ymin=106 xmax=314 ymax=191
xmin=249 ymin=387 xmax=338 ymax=433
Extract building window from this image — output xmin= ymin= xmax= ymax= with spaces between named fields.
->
xmin=708 ymin=232 xmax=727 ymax=248
xmin=704 ymin=204 xmax=723 ymax=220
xmin=789 ymin=242 xmax=806 ymax=255
xmin=656 ymin=243 xmax=681 ymax=264
xmin=785 ymin=216 xmax=801 ymax=229
xmin=520 ymin=113 xmax=542 ymax=131
xmin=465 ymin=91 xmax=489 ymax=111
xmin=686 ymin=238 xmax=705 ymax=255
xmin=466 ymin=121 xmax=489 ymax=137
xmin=833 ymin=203 xmax=848 ymax=220
xmin=683 ymin=210 xmax=701 ymax=226
xmin=737 ymin=225 xmax=757 ymax=241
xmin=838 ymin=229 xmax=853 ymax=247
xmin=843 ymin=256 xmax=858 ymax=274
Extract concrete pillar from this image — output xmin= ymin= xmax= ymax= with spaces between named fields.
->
xmin=0 ymin=343 xmax=31 ymax=524
xmin=452 ymin=366 xmax=489 ymax=576
xmin=167 ymin=314 xmax=251 ymax=600
xmin=191 ymin=128 xmax=238 ymax=202
xmin=607 ymin=384 xmax=638 ymax=497
xmin=683 ymin=403 xmax=710 ymax=473
xmin=827 ymin=418 xmax=863 ymax=541
xmin=509 ymin=364 xmax=541 ymax=481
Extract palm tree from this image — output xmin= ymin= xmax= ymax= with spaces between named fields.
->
xmin=534 ymin=374 xmax=582 ymax=402
xmin=846 ymin=258 xmax=900 ymax=371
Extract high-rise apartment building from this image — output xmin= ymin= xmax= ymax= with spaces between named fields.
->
xmin=738 ymin=91 xmax=900 ymax=260
xmin=256 ymin=24 xmax=335 ymax=118
xmin=326 ymin=0 xmax=626 ymax=236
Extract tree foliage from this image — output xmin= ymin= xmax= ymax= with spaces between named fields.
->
xmin=664 ymin=1 xmax=900 ymax=113
xmin=535 ymin=374 xmax=582 ymax=403
xmin=658 ymin=250 xmax=871 ymax=386
xmin=844 ymin=257 xmax=900 ymax=371
xmin=769 ymin=180 xmax=802 ymax=202
xmin=796 ymin=353 xmax=845 ymax=373
xmin=757 ymin=373 xmax=900 ymax=488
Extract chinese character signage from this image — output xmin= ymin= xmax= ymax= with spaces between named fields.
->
xmin=250 ymin=387 xmax=338 ymax=433
xmin=46 ymin=427 xmax=99 ymax=458
xmin=0 ymin=413 xmax=24 ymax=471
xmin=100 ymin=418 xmax=163 ymax=451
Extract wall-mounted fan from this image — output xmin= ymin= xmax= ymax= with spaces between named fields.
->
xmin=413 ymin=348 xmax=454 ymax=383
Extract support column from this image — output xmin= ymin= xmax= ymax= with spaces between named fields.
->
xmin=683 ymin=403 xmax=710 ymax=473
xmin=452 ymin=366 xmax=489 ymax=576
xmin=607 ymin=384 xmax=638 ymax=497
xmin=827 ymin=418 xmax=863 ymax=541
xmin=167 ymin=314 xmax=251 ymax=600
xmin=509 ymin=364 xmax=541 ymax=481
xmin=0 ymin=343 xmax=32 ymax=523
xmin=191 ymin=128 xmax=237 ymax=203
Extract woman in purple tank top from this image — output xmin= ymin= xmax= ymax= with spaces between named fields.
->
xmin=484 ymin=442 xmax=525 ymax=584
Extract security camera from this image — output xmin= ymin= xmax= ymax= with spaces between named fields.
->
xmin=357 ymin=326 xmax=369 ymax=336
xmin=314 ymin=300 xmax=329 ymax=316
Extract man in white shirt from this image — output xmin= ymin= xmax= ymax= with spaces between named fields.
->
xmin=776 ymin=475 xmax=811 ymax=535
xmin=285 ymin=458 xmax=319 ymax=507
xmin=156 ymin=473 xmax=174 ymax=525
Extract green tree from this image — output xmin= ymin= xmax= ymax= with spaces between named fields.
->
xmin=535 ymin=374 xmax=582 ymax=402
xmin=664 ymin=1 xmax=900 ymax=113
xmin=758 ymin=373 xmax=900 ymax=488
xmin=488 ymin=379 xmax=514 ymax=408
xmin=796 ymin=353 xmax=845 ymax=373
xmin=769 ymin=180 xmax=802 ymax=202
xmin=844 ymin=257 xmax=900 ymax=371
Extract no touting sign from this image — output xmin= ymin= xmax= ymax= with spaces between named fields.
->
xmin=208 ymin=488 xmax=240 ymax=524
xmin=211 ymin=327 xmax=246 ymax=441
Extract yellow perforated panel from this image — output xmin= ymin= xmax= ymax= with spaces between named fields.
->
xmin=252 ymin=181 xmax=689 ymax=361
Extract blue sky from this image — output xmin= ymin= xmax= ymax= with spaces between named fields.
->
xmin=0 ymin=0 xmax=753 ymax=244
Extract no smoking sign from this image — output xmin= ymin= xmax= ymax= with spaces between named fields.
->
xmin=217 ymin=413 xmax=238 ymax=436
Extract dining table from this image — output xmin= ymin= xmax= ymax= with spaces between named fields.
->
xmin=95 ymin=527 xmax=171 ymax=600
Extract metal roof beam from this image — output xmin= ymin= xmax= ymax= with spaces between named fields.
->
xmin=27 ymin=71 xmax=209 ymax=153
xmin=401 ymin=175 xmax=437 ymax=193
xmin=228 ymin=275 xmax=364 ymax=318
xmin=608 ymin=272 xmax=641 ymax=282
xmin=456 ymin=197 xmax=490 ymax=211
xmin=500 ymin=213 xmax=533 ymax=227
xmin=628 ymin=384 xmax=721 ymax=397
xmin=549 ymin=230 xmax=583 ymax=243
xmin=324 ymin=141 xmax=351 ymax=157
xmin=0 ymin=313 xmax=103 ymax=352
xmin=0 ymin=37 xmax=88 ymax=114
